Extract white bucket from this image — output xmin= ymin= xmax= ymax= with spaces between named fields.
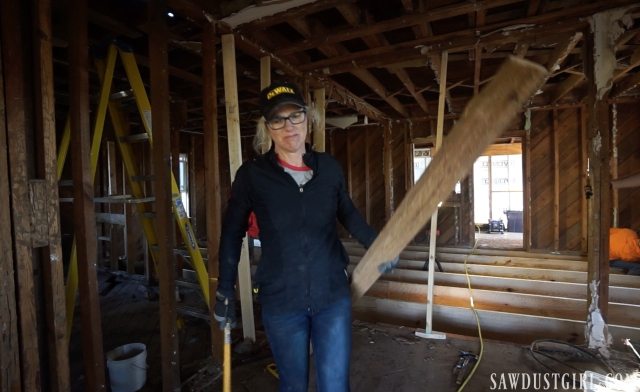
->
xmin=106 ymin=343 xmax=147 ymax=392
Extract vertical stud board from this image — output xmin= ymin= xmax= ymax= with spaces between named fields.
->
xmin=221 ymin=33 xmax=255 ymax=341
xmin=0 ymin=32 xmax=22 ymax=392
xmin=1 ymin=0 xmax=42 ymax=388
xmin=148 ymin=0 xmax=181 ymax=388
xmin=33 ymin=0 xmax=70 ymax=388
xmin=203 ymin=20 xmax=224 ymax=362
xmin=68 ymin=0 xmax=107 ymax=388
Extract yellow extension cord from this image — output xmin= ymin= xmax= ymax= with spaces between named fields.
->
xmin=456 ymin=233 xmax=484 ymax=392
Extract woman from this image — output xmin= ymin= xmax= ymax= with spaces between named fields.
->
xmin=214 ymin=81 xmax=377 ymax=392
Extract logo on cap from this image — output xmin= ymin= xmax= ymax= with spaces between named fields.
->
xmin=266 ymin=86 xmax=295 ymax=100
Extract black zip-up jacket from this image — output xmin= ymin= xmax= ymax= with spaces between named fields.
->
xmin=218 ymin=146 xmax=377 ymax=314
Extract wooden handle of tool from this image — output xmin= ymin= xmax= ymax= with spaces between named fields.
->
xmin=223 ymin=324 xmax=231 ymax=392
xmin=351 ymin=56 xmax=548 ymax=302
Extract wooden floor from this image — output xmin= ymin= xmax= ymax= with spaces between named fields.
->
xmin=475 ymin=232 xmax=523 ymax=249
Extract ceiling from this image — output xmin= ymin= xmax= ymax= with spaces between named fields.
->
xmin=50 ymin=0 xmax=640 ymax=136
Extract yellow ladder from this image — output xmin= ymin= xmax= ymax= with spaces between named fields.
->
xmin=58 ymin=43 xmax=210 ymax=341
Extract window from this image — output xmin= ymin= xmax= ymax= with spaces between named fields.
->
xmin=179 ymin=153 xmax=189 ymax=216
xmin=413 ymin=146 xmax=460 ymax=193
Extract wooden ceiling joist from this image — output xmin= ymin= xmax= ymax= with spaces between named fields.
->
xmin=286 ymin=16 xmax=408 ymax=118
xmin=392 ymin=68 xmax=430 ymax=114
xmin=219 ymin=25 xmax=388 ymax=122
xmin=299 ymin=19 xmax=586 ymax=75
xmin=236 ymin=0 xmax=355 ymax=32
xmin=297 ymin=0 xmax=637 ymax=75
xmin=612 ymin=71 xmax=640 ymax=97
xmin=549 ymin=73 xmax=585 ymax=103
xmin=275 ymin=0 xmax=524 ymax=56
xmin=613 ymin=46 xmax=640 ymax=82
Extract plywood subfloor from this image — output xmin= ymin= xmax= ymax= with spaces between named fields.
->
xmin=475 ymin=232 xmax=523 ymax=250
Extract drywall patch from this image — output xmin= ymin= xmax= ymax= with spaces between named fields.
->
xmin=585 ymin=280 xmax=612 ymax=357
xmin=591 ymin=131 xmax=602 ymax=154
xmin=590 ymin=8 xmax=633 ymax=99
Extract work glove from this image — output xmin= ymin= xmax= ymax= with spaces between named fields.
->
xmin=378 ymin=255 xmax=400 ymax=274
xmin=213 ymin=291 xmax=237 ymax=329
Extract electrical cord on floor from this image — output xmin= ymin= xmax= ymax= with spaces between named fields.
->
xmin=456 ymin=229 xmax=484 ymax=392
xmin=528 ymin=339 xmax=619 ymax=374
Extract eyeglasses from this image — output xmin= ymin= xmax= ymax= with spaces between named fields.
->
xmin=266 ymin=110 xmax=306 ymax=130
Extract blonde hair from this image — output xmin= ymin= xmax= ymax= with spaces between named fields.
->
xmin=252 ymin=105 xmax=320 ymax=155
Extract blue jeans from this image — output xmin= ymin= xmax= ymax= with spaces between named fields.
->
xmin=262 ymin=295 xmax=352 ymax=392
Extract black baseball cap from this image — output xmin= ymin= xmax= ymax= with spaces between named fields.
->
xmin=259 ymin=81 xmax=306 ymax=120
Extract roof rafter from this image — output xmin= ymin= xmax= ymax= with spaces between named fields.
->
xmin=276 ymin=0 xmax=523 ymax=56
xmin=216 ymin=23 xmax=388 ymax=122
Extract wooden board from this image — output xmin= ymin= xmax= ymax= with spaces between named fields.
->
xmin=0 ymin=33 xmax=21 ymax=392
xmin=149 ymin=1 xmax=181 ymax=388
xmin=69 ymin=0 xmax=107 ymax=388
xmin=202 ymin=19 xmax=224 ymax=363
xmin=34 ymin=0 xmax=71 ymax=388
xmin=353 ymin=297 xmax=640 ymax=347
xmin=222 ymin=33 xmax=255 ymax=341
xmin=351 ymin=56 xmax=548 ymax=301
xmin=1 ymin=1 xmax=42 ymax=388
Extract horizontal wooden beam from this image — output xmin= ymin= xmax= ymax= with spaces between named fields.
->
xmin=349 ymin=256 xmax=640 ymax=289
xmin=482 ymin=143 xmax=522 ymax=156
xmin=353 ymin=297 xmax=640 ymax=346
xmin=348 ymin=263 xmax=640 ymax=305
xmin=366 ymin=279 xmax=640 ymax=327
xmin=347 ymin=245 xmax=588 ymax=271
xmin=343 ymin=239 xmax=585 ymax=260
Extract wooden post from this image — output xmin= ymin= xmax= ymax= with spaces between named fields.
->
xmin=313 ymin=88 xmax=326 ymax=152
xmin=2 ymin=0 xmax=45 ymax=388
xmin=149 ymin=0 xmax=181 ymax=388
xmin=610 ymin=104 xmax=618 ymax=228
xmin=580 ymin=106 xmax=588 ymax=255
xmin=553 ymin=110 xmax=560 ymax=251
xmin=0 ymin=35 xmax=22 ymax=392
xmin=222 ymin=33 xmax=256 ymax=341
xmin=585 ymin=12 xmax=618 ymax=341
xmin=68 ymin=0 xmax=106 ymax=388
xmin=417 ymin=50 xmax=447 ymax=340
xmin=383 ymin=121 xmax=394 ymax=220
xmin=260 ymin=56 xmax=271 ymax=89
xmin=203 ymin=19 xmax=224 ymax=363
xmin=171 ymin=101 xmax=186 ymax=181
xmin=347 ymin=132 xmax=353 ymax=197
xmin=473 ymin=44 xmax=482 ymax=96
xmin=365 ymin=130 xmax=371 ymax=222
xmin=33 ymin=0 xmax=70 ymax=388
xmin=171 ymin=100 xmax=186 ymax=253
xmin=523 ymin=109 xmax=532 ymax=251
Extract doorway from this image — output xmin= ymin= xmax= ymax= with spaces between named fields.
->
xmin=473 ymin=147 xmax=524 ymax=249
